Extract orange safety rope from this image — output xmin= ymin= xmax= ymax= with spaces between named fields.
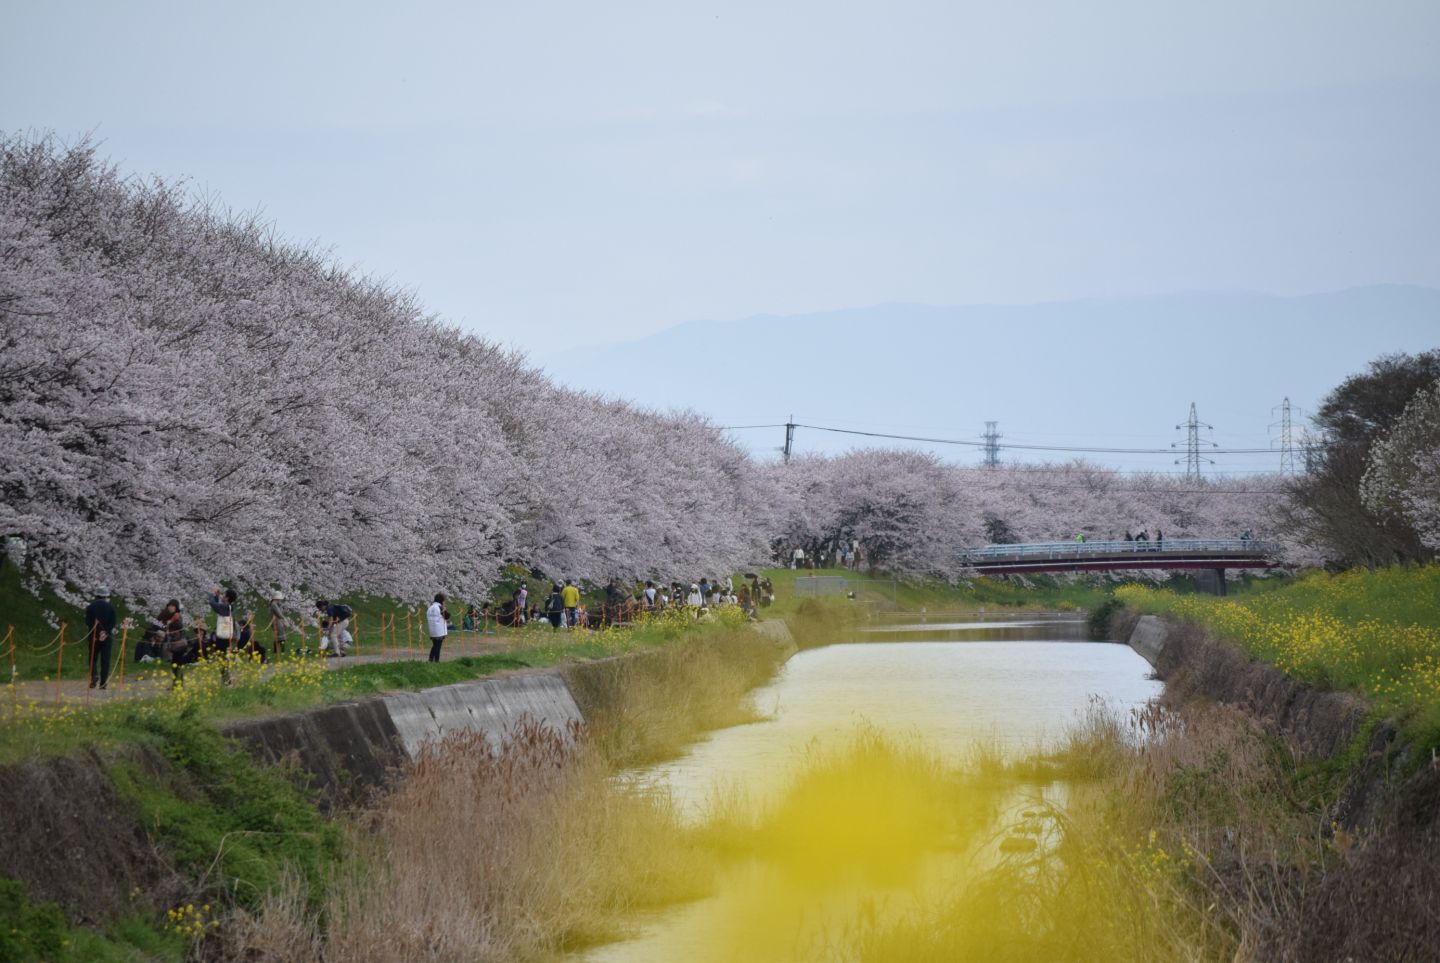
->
xmin=406 ymin=609 xmax=414 ymax=656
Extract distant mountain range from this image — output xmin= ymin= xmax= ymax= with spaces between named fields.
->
xmin=540 ymin=286 xmax=1440 ymax=470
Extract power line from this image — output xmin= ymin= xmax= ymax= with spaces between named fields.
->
xmin=783 ymin=421 xmax=1313 ymax=455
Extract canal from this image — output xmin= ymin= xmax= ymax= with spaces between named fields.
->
xmin=582 ymin=614 xmax=1161 ymax=962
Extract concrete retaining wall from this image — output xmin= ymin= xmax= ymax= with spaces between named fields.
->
xmin=223 ymin=668 xmax=584 ymax=807
xmin=1126 ymin=614 xmax=1169 ymax=668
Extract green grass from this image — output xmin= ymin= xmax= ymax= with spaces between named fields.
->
xmin=107 ymin=713 xmax=341 ymax=912
xmin=0 ymin=878 xmax=185 ymax=963
xmin=759 ymin=566 xmax=1110 ymax=619
xmin=1116 ymin=564 xmax=1440 ymax=743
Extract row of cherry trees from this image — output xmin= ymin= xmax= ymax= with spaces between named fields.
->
xmin=766 ymin=451 xmax=1296 ymax=578
xmin=0 ymin=136 xmax=776 ymax=604
xmin=2 ymin=135 xmax=1298 ymax=606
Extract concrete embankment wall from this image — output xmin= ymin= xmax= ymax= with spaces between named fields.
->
xmin=1116 ymin=609 xmax=1413 ymax=828
xmin=223 ymin=669 xmax=585 ymax=808
xmin=1119 ymin=612 xmax=1369 ymax=759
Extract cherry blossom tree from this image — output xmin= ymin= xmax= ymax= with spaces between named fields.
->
xmin=1362 ymin=381 xmax=1440 ymax=555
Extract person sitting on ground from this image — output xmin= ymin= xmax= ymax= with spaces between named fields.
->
xmin=496 ymin=597 xmax=518 ymax=629
xmin=135 ymin=626 xmax=164 ymax=664
xmin=237 ymin=611 xmax=266 ymax=663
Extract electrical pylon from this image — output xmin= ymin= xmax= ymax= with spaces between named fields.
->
xmin=982 ymin=421 xmax=1002 ymax=468
xmin=1173 ymin=402 xmax=1217 ymax=481
xmin=1270 ymin=397 xmax=1297 ymax=474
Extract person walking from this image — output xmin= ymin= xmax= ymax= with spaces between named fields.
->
xmin=561 ymin=579 xmax=580 ymax=628
xmin=268 ymin=591 xmax=293 ymax=656
xmin=426 ymin=593 xmax=449 ymax=663
xmin=84 ymin=585 xmax=118 ymax=690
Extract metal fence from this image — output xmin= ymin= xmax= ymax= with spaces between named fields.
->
xmin=961 ymin=538 xmax=1280 ymax=563
xmin=792 ymin=575 xmax=850 ymax=597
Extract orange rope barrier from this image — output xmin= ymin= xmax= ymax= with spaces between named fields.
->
xmin=406 ymin=609 xmax=414 ymax=657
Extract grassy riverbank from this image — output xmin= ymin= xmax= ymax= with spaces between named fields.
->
xmin=1116 ymin=564 xmax=1440 ymax=740
xmin=0 ymin=609 xmax=790 ymax=963
xmin=760 ymin=566 xmax=1109 ymax=618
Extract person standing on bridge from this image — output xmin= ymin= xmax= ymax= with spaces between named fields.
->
xmin=1156 ymin=529 xmax=1164 ymax=551
xmin=426 ymin=593 xmax=449 ymax=662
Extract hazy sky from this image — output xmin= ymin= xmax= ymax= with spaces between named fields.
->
xmin=4 ymin=0 xmax=1438 ymax=359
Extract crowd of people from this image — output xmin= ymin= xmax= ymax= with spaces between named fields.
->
xmin=780 ymin=540 xmax=865 ymax=570
xmin=80 ymin=573 xmax=779 ymax=685
xmin=82 ymin=584 xmax=358 ymax=689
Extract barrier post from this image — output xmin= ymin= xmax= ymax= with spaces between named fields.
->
xmin=6 ymin=626 xmax=15 ymax=718
xmin=406 ymin=609 xmax=414 ymax=656
xmin=352 ymin=613 xmax=360 ymax=657
xmin=117 ymin=622 xmax=129 ymax=691
xmin=55 ymin=622 xmax=67 ymax=706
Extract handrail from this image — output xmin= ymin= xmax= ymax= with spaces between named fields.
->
xmin=961 ymin=537 xmax=1279 ymax=562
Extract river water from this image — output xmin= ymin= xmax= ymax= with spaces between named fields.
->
xmin=581 ymin=614 xmax=1161 ymax=962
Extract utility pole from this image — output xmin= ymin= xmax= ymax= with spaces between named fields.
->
xmin=783 ymin=415 xmax=795 ymax=464
xmin=1270 ymin=397 xmax=1297 ymax=474
xmin=1173 ymin=402 xmax=1216 ymax=481
xmin=982 ymin=421 xmax=1002 ymax=468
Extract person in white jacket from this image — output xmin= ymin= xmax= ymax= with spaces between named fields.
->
xmin=426 ymin=593 xmax=450 ymax=663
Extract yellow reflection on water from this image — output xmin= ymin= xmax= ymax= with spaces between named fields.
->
xmin=587 ymin=727 xmax=1063 ymax=963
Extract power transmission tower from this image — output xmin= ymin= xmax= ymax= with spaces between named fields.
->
xmin=1269 ymin=397 xmax=1298 ymax=474
xmin=782 ymin=415 xmax=796 ymax=464
xmin=981 ymin=421 xmax=1002 ymax=468
xmin=1172 ymin=402 xmax=1217 ymax=481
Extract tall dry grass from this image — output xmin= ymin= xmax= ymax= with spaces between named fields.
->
xmin=232 ymin=721 xmax=712 ymax=962
xmin=226 ymin=627 xmax=790 ymax=962
xmin=564 ymin=625 xmax=788 ymax=766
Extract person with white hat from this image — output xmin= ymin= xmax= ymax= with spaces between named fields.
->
xmin=84 ymin=585 xmax=118 ymax=689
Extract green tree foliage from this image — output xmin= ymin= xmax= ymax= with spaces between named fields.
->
xmin=1282 ymin=350 xmax=1440 ymax=567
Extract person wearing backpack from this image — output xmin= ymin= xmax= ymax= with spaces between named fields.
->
xmin=426 ymin=593 xmax=449 ymax=663
xmin=544 ymin=583 xmax=564 ymax=630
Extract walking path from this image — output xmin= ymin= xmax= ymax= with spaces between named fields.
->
xmin=3 ymin=626 xmax=566 ymax=709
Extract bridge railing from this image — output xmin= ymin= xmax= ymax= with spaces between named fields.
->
xmin=961 ymin=538 xmax=1279 ymax=563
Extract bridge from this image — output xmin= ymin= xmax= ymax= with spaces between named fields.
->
xmin=960 ymin=538 xmax=1281 ymax=593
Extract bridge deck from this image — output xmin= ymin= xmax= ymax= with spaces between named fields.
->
xmin=962 ymin=538 xmax=1278 ymax=575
